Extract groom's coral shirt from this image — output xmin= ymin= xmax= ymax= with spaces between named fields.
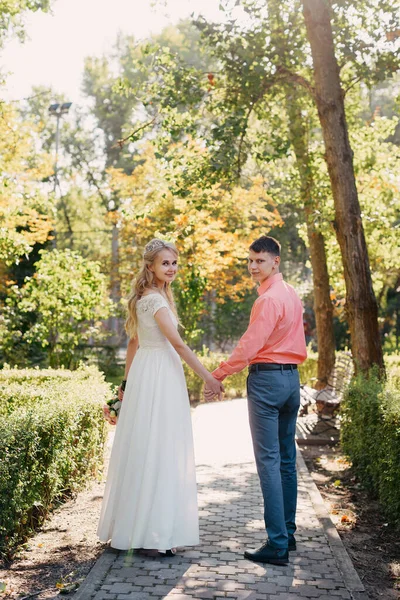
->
xmin=212 ymin=273 xmax=307 ymax=381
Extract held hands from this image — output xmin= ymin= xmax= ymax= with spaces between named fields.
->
xmin=204 ymin=375 xmax=225 ymax=402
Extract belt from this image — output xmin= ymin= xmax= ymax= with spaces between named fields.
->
xmin=249 ymin=363 xmax=298 ymax=373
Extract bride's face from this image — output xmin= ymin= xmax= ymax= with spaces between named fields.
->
xmin=150 ymin=249 xmax=178 ymax=286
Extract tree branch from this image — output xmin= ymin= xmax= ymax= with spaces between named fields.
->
xmin=236 ymin=104 xmax=253 ymax=180
xmin=343 ymin=75 xmax=362 ymax=96
xmin=112 ymin=115 xmax=158 ymax=149
xmin=71 ymin=142 xmax=110 ymax=209
xmin=276 ymin=66 xmax=315 ymax=98
xmin=236 ymin=78 xmax=277 ymax=179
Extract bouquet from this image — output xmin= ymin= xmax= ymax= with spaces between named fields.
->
xmin=103 ymin=379 xmax=126 ymax=425
xmin=103 ymin=394 xmax=122 ymax=425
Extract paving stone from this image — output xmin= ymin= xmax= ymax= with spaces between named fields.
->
xmin=216 ymin=581 xmax=245 ymax=592
xmin=229 ymin=592 xmax=258 ymax=600
xmin=255 ymin=582 xmax=287 ymax=594
xmin=296 ymin=585 xmax=323 ymax=597
xmin=93 ymin=593 xmax=117 ymax=600
xmin=192 ymin=589 xmax=216 ymax=599
xmin=109 ymin=583 xmax=139 ymax=594
xmin=116 ymin=594 xmax=151 ymax=600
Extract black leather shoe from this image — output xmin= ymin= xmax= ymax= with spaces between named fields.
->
xmin=244 ymin=541 xmax=289 ymax=565
xmin=288 ymin=534 xmax=296 ymax=551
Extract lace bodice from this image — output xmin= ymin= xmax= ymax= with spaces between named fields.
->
xmin=136 ymin=293 xmax=177 ymax=350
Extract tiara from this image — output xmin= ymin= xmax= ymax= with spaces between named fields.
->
xmin=144 ymin=239 xmax=165 ymax=254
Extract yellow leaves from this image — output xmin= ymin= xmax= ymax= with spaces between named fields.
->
xmin=340 ymin=514 xmax=351 ymax=523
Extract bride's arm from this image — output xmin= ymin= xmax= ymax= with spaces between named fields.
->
xmin=124 ymin=336 xmax=139 ymax=379
xmin=118 ymin=336 xmax=139 ymax=400
xmin=154 ymin=308 xmax=224 ymax=398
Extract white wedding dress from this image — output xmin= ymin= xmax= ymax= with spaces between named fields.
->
xmin=97 ymin=293 xmax=199 ymax=551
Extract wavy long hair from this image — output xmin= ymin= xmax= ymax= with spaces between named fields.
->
xmin=125 ymin=239 xmax=179 ymax=338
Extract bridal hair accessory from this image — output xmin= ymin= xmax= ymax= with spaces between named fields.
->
xmin=144 ymin=239 xmax=165 ymax=254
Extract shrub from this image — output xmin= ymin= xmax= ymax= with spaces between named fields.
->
xmin=0 ymin=366 xmax=110 ymax=559
xmin=298 ymin=350 xmax=318 ymax=386
xmin=341 ymin=368 xmax=400 ymax=527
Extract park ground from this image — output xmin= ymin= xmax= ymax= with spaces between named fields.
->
xmin=1 ymin=400 xmax=399 ymax=600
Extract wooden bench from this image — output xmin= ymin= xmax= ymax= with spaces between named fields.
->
xmin=300 ymin=352 xmax=353 ymax=418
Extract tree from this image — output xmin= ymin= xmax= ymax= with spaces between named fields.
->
xmin=0 ymin=103 xmax=53 ymax=276
xmin=135 ymin=0 xmax=399 ymax=372
xmin=3 ymin=249 xmax=112 ymax=368
xmin=108 ymin=142 xmax=282 ymax=344
xmin=82 ymin=21 xmax=213 ymax=172
xmin=0 ymin=0 xmax=50 ymax=49
xmin=301 ymin=0 xmax=385 ymax=372
xmin=130 ymin=5 xmax=337 ymax=381
xmin=285 ymin=90 xmax=336 ymax=387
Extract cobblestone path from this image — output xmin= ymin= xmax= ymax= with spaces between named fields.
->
xmin=73 ymin=399 xmax=367 ymax=600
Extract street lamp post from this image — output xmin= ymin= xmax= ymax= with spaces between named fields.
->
xmin=48 ymin=102 xmax=72 ymax=246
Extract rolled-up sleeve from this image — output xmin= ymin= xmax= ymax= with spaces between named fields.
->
xmin=212 ymin=297 xmax=280 ymax=380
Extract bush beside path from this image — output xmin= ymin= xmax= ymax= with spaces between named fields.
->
xmin=0 ymin=367 xmax=111 ymax=561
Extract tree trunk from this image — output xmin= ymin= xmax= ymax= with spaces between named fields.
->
xmin=286 ymin=92 xmax=336 ymax=388
xmin=301 ymin=0 xmax=384 ymax=373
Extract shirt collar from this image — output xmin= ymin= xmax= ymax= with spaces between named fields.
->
xmin=257 ymin=272 xmax=283 ymax=296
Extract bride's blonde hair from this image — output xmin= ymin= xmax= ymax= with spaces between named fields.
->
xmin=125 ymin=239 xmax=179 ymax=338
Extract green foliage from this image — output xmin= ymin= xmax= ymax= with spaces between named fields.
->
xmin=0 ymin=366 xmax=110 ymax=559
xmin=1 ymin=249 xmax=112 ymax=368
xmin=175 ymin=267 xmax=207 ymax=345
xmin=208 ymin=290 xmax=257 ymax=352
xmin=0 ymin=0 xmax=51 ymax=47
xmin=341 ymin=364 xmax=400 ymax=527
xmin=0 ymin=103 xmax=53 ymax=270
xmin=298 ymin=349 xmax=318 ymax=386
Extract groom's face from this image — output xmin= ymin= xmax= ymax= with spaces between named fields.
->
xmin=248 ymin=250 xmax=280 ymax=284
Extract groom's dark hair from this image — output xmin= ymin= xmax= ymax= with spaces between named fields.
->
xmin=250 ymin=236 xmax=281 ymax=257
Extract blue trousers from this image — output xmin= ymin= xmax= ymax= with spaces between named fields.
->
xmin=247 ymin=368 xmax=300 ymax=549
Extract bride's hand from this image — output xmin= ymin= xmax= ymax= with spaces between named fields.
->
xmin=118 ymin=379 xmax=126 ymax=401
xmin=204 ymin=375 xmax=224 ymax=400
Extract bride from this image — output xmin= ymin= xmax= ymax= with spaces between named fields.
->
xmin=97 ymin=238 xmax=223 ymax=556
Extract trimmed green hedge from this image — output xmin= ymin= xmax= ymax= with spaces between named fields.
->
xmin=0 ymin=366 xmax=110 ymax=559
xmin=183 ymin=349 xmax=318 ymax=402
xmin=341 ymin=368 xmax=400 ymax=527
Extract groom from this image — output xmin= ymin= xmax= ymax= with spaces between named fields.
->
xmin=205 ymin=235 xmax=307 ymax=565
